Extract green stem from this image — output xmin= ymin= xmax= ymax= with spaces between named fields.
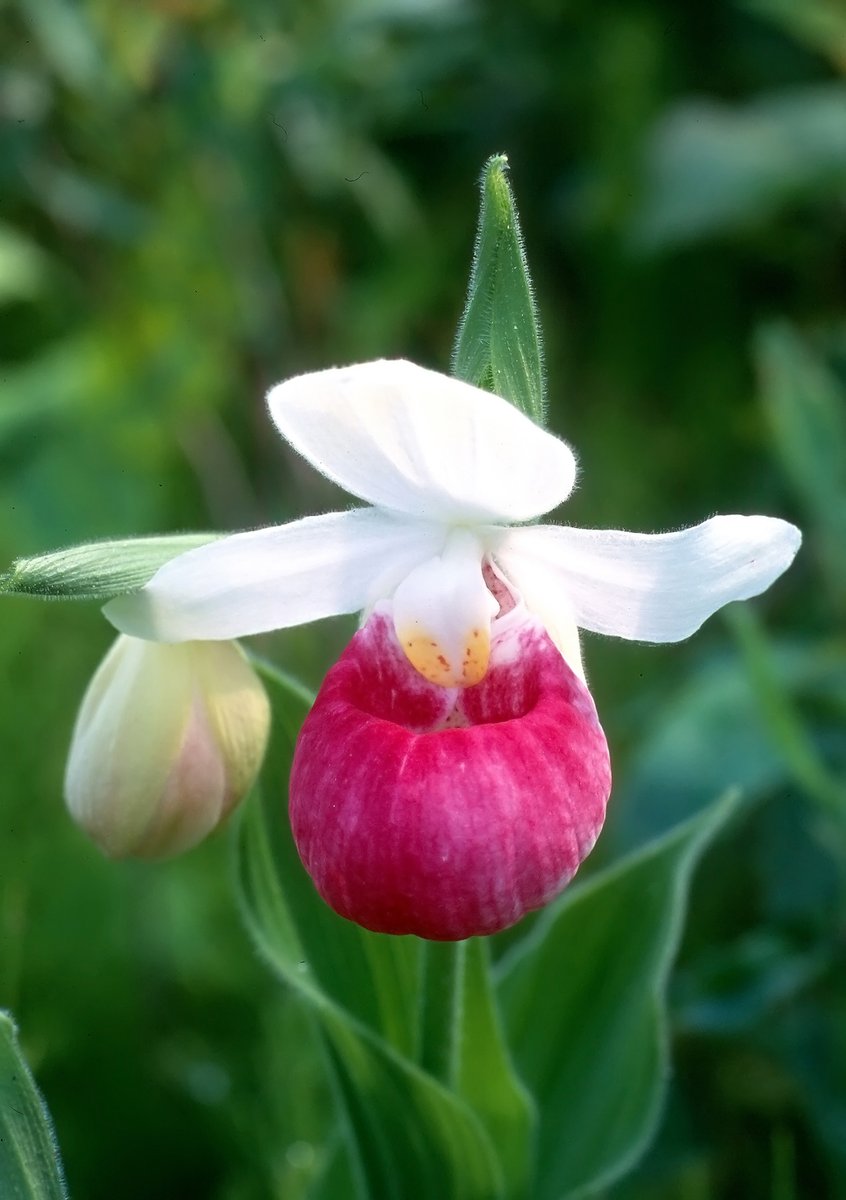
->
xmin=418 ymin=940 xmax=466 ymax=1085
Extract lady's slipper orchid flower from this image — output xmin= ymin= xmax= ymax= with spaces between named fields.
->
xmin=104 ymin=360 xmax=800 ymax=938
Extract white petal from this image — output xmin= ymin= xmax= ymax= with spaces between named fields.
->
xmin=495 ymin=516 xmax=801 ymax=642
xmin=104 ymin=509 xmax=446 ymax=642
xmin=489 ymin=550 xmax=585 ymax=682
xmin=267 ymin=359 xmax=576 ymax=523
xmin=391 ymin=529 xmax=498 ymax=687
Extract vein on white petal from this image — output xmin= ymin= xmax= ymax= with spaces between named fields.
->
xmin=267 ymin=359 xmax=577 ymax=524
xmin=104 ymin=508 xmax=446 ymax=642
xmin=496 ymin=516 xmax=801 ymax=643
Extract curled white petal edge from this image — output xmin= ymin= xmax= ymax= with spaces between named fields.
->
xmin=494 ymin=515 xmax=801 ymax=643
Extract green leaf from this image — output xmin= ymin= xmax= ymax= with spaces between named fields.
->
xmin=244 ymin=661 xmax=423 ymax=1060
xmin=631 ymin=86 xmax=846 ymax=249
xmin=454 ymin=940 xmax=537 ymax=1199
xmin=0 ymin=1012 xmax=68 ymax=1200
xmin=0 ymin=337 xmax=97 ymax=447
xmin=743 ymin=0 xmax=846 ymax=74
xmin=0 ymin=223 xmax=50 ymax=304
xmin=418 ymin=940 xmax=465 ymax=1081
xmin=0 ymin=533 xmax=221 ymax=601
xmin=754 ymin=321 xmax=846 ymax=594
xmin=724 ymin=605 xmax=845 ymax=822
xmin=608 ymin=649 xmax=815 ymax=854
xmin=452 ymin=154 xmax=546 ymax=424
xmin=418 ymin=938 xmax=536 ymax=1197
xmin=497 ymin=790 xmax=740 ymax=1200
xmin=237 ymin=661 xmax=506 ymax=1200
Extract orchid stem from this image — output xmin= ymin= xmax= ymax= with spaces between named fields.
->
xmin=419 ymin=939 xmax=466 ymax=1086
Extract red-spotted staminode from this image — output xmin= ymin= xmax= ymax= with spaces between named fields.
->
xmin=105 ymin=360 xmax=800 ymax=939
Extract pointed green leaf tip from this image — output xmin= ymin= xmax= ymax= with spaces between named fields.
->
xmin=452 ymin=153 xmax=546 ymax=425
xmin=0 ymin=533 xmax=221 ymax=602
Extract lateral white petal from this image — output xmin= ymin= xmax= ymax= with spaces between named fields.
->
xmin=104 ymin=509 xmax=446 ymax=643
xmin=497 ymin=516 xmax=801 ymax=642
xmin=267 ymin=359 xmax=577 ymax=523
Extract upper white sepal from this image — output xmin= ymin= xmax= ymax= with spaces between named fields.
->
xmin=267 ymin=359 xmax=577 ymax=523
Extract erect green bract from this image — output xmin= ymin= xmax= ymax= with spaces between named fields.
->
xmin=452 ymin=154 xmax=546 ymax=426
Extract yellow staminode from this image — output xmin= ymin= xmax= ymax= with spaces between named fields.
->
xmin=390 ymin=528 xmax=497 ymax=690
xmin=398 ymin=623 xmax=490 ymax=687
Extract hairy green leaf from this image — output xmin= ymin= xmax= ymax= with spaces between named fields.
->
xmin=0 ymin=533 xmax=221 ymax=601
xmin=0 ymin=1012 xmax=68 ymax=1200
xmin=452 ymin=154 xmax=546 ymax=424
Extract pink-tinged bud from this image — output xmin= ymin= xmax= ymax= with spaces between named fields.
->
xmin=65 ymin=636 xmax=270 ymax=860
xmin=290 ymin=610 xmax=612 ymax=940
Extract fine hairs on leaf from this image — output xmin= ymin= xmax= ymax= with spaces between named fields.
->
xmin=0 ymin=1011 xmax=69 ymax=1200
xmin=0 ymin=533 xmax=221 ymax=602
xmin=452 ymin=153 xmax=546 ymax=425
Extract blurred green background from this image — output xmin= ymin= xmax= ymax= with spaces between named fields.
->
xmin=1 ymin=0 xmax=844 ymax=1197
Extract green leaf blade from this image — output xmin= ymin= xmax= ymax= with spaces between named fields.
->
xmin=497 ymin=790 xmax=740 ymax=1200
xmin=724 ymin=605 xmax=844 ymax=819
xmin=0 ymin=1012 xmax=68 ymax=1200
xmin=0 ymin=533 xmax=221 ymax=601
xmin=455 ymin=940 xmax=537 ymax=1200
xmin=754 ymin=321 xmax=846 ymax=595
xmin=452 ymin=154 xmax=546 ymax=425
xmin=630 ymin=87 xmax=846 ymax=249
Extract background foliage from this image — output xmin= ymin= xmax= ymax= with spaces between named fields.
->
xmin=0 ymin=0 xmax=843 ymax=1197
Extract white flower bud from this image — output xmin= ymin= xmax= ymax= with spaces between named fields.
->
xmin=64 ymin=635 xmax=270 ymax=859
